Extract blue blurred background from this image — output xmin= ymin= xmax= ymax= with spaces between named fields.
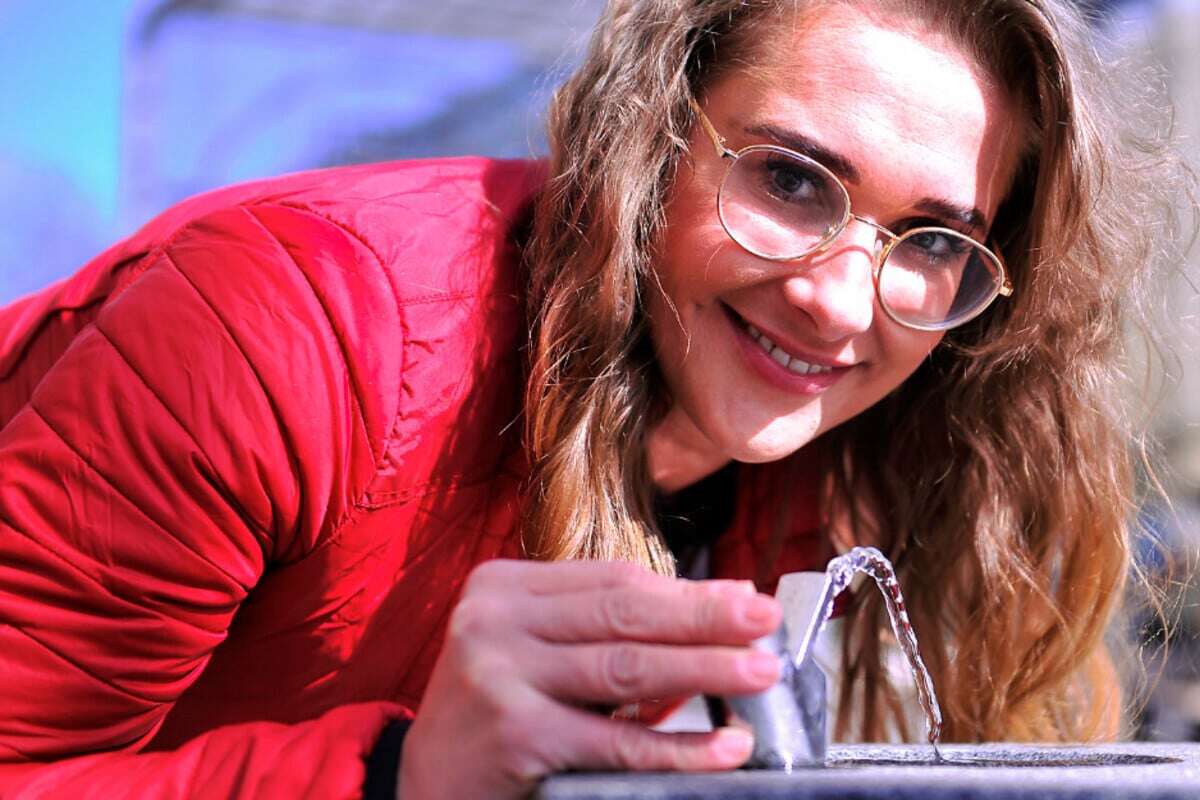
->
xmin=0 ymin=0 xmax=606 ymax=301
xmin=1 ymin=0 xmax=1198 ymax=742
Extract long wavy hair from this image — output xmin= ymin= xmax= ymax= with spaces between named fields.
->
xmin=520 ymin=0 xmax=1184 ymax=742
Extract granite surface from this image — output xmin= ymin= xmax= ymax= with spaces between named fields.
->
xmin=535 ymin=743 xmax=1200 ymax=799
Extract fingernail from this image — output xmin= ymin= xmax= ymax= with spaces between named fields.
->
xmin=744 ymin=650 xmax=780 ymax=683
xmin=742 ymin=595 xmax=778 ymax=626
xmin=714 ymin=727 xmax=754 ymax=761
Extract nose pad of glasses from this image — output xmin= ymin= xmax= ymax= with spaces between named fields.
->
xmin=871 ymin=238 xmax=885 ymax=277
xmin=813 ymin=225 xmax=883 ymax=266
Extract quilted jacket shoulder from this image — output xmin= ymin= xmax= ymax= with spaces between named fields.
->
xmin=0 ymin=157 xmax=544 ymax=798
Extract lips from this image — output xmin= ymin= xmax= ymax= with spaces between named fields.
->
xmin=743 ymin=322 xmax=835 ymax=376
xmin=723 ymin=304 xmax=850 ymax=378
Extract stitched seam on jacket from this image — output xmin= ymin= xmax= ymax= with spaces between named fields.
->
xmin=368 ymin=288 xmax=476 ymax=307
xmin=4 ymin=621 xmax=169 ymax=707
xmin=240 ymin=206 xmax=372 ymax=464
xmin=272 ymin=201 xmax=493 ymax=304
xmin=91 ymin=323 xmax=266 ymax=545
xmin=261 ymin=201 xmax=412 ymax=542
xmin=28 ymin=402 xmax=250 ymax=590
xmin=267 ymin=202 xmax=407 ymax=379
xmin=360 ymin=473 xmax=492 ymax=508
xmin=272 ymin=202 xmax=397 ymax=303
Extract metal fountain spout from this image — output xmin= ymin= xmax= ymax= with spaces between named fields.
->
xmin=722 ymin=571 xmax=833 ymax=771
xmin=721 ymin=548 xmax=943 ymax=771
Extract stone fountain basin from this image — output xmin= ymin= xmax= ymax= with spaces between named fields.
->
xmin=535 ymin=742 xmax=1200 ymax=799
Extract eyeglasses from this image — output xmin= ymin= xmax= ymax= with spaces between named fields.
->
xmin=689 ymin=100 xmax=1013 ymax=331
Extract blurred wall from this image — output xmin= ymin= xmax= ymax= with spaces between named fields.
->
xmin=0 ymin=0 xmax=130 ymax=301
xmin=0 ymin=0 xmax=605 ymax=303
xmin=1108 ymin=0 xmax=1200 ymax=743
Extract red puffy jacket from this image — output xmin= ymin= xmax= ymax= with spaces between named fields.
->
xmin=0 ymin=157 xmax=828 ymax=798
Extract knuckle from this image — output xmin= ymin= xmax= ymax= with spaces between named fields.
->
xmin=599 ymin=590 xmax=643 ymax=637
xmin=497 ymin=751 xmax=546 ymax=790
xmin=608 ymin=726 xmax=656 ymax=771
xmin=459 ymin=650 xmax=510 ymax=701
xmin=682 ymin=584 xmax=725 ymax=637
xmin=599 ymin=644 xmax=645 ymax=697
xmin=447 ymin=595 xmax=496 ymax=643
xmin=492 ymin=715 xmax=548 ymax=787
xmin=692 ymin=593 xmax=721 ymax=636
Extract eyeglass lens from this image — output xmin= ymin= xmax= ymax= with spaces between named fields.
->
xmin=717 ymin=147 xmax=1001 ymax=330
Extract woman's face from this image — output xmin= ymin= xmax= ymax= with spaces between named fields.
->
xmin=647 ymin=3 xmax=1024 ymax=482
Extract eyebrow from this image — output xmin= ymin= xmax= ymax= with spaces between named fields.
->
xmin=744 ymin=122 xmax=990 ymax=234
xmin=746 ymin=122 xmax=862 ymax=184
xmin=913 ymin=198 xmax=988 ymax=234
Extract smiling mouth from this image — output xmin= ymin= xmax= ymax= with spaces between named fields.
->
xmin=726 ymin=310 xmax=837 ymax=376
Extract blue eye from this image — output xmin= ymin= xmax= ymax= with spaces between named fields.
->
xmin=905 ymin=230 xmax=971 ymax=262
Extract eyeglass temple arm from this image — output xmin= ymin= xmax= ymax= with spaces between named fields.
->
xmin=689 ymin=98 xmax=735 ymax=160
xmin=996 ymin=249 xmax=1014 ymax=296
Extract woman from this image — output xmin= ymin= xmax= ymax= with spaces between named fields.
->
xmin=0 ymin=0 xmax=1180 ymax=798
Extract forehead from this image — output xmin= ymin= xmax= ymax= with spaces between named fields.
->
xmin=718 ymin=3 xmax=1024 ymax=218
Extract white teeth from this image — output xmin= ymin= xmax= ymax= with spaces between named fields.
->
xmin=789 ymin=359 xmax=818 ymax=375
xmin=741 ymin=318 xmax=834 ymax=375
xmin=787 ymin=357 xmax=830 ymax=375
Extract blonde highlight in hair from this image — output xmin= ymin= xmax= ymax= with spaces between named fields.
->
xmin=522 ymin=0 xmax=1186 ymax=742
xmin=522 ymin=0 xmax=777 ymax=573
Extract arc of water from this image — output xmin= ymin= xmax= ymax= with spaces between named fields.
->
xmin=784 ymin=547 xmax=944 ymax=754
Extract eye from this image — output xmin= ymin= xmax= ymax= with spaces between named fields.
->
xmin=760 ymin=155 xmax=827 ymax=204
xmin=904 ymin=230 xmax=972 ymax=262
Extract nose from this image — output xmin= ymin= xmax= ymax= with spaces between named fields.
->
xmin=780 ymin=220 xmax=877 ymax=340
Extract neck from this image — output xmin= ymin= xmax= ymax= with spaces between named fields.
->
xmin=646 ymin=407 xmax=731 ymax=494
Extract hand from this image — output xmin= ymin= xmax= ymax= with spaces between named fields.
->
xmin=397 ymin=559 xmax=782 ymax=799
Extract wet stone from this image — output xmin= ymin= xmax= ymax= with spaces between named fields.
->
xmin=534 ymin=742 xmax=1200 ymax=799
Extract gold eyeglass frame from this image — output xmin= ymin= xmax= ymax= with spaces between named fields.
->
xmin=688 ymin=98 xmax=1013 ymax=332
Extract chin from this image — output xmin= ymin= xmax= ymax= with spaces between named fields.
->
xmin=726 ymin=425 xmax=821 ymax=465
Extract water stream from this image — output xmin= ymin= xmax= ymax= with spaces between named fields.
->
xmin=797 ymin=547 xmax=943 ymax=760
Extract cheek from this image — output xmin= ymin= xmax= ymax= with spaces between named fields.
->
xmin=655 ymin=161 xmax=728 ymax=283
xmin=649 ymin=229 xmax=724 ymax=326
xmin=882 ymin=330 xmax=944 ymax=383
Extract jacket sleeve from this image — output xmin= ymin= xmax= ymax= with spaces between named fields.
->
xmin=0 ymin=204 xmax=408 ymax=798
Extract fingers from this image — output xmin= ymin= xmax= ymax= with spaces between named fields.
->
xmin=465 ymin=558 xmax=759 ymax=599
xmin=413 ymin=559 xmax=781 ymax=797
xmin=526 ymin=640 xmax=781 ymax=703
xmin=519 ymin=580 xmax=781 ymax=645
xmin=464 ymin=559 xmax=658 ymax=597
xmin=544 ymin=706 xmax=755 ymax=774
